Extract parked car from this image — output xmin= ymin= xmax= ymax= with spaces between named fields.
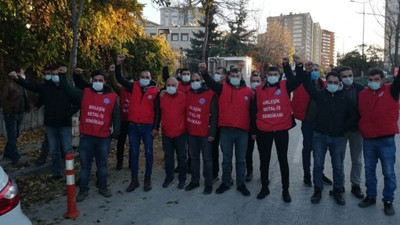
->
xmin=0 ymin=165 xmax=32 ymax=225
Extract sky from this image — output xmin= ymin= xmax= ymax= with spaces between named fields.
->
xmin=138 ymin=0 xmax=386 ymax=54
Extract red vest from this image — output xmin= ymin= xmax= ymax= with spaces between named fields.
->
xmin=127 ymin=82 xmax=159 ymax=124
xmin=187 ymin=89 xmax=215 ymax=136
xmin=178 ymin=81 xmax=191 ymax=93
xmin=80 ymin=88 xmax=117 ymax=137
xmin=119 ymin=88 xmax=131 ymax=122
xmin=160 ymin=91 xmax=187 ymax=138
xmin=358 ymin=84 xmax=399 ymax=139
xmin=256 ymin=80 xmax=293 ymax=131
xmin=218 ymin=83 xmax=252 ymax=131
xmin=291 ymin=79 xmax=325 ymax=121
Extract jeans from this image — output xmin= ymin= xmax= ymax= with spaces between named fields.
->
xmin=79 ymin=134 xmax=111 ymax=191
xmin=313 ymin=132 xmax=346 ymax=191
xmin=363 ymin=136 xmax=397 ymax=202
xmin=257 ymin=130 xmax=289 ymax=189
xmin=128 ymin=123 xmax=154 ymax=177
xmin=162 ymin=133 xmax=187 ymax=183
xmin=188 ymin=135 xmax=213 ymax=186
xmin=3 ymin=113 xmax=24 ymax=161
xmin=212 ymin=127 xmax=221 ymax=178
xmin=301 ymin=120 xmax=315 ymax=175
xmin=46 ymin=126 xmax=73 ymax=176
xmin=220 ymin=127 xmax=248 ymax=187
xmin=344 ymin=130 xmax=363 ymax=186
xmin=116 ymin=121 xmax=129 ymax=166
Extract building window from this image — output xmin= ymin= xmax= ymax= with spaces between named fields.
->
xmin=171 ymin=33 xmax=179 ymax=41
xmin=181 ymin=33 xmax=189 ymax=41
xmin=150 ymin=33 xmax=156 ymax=38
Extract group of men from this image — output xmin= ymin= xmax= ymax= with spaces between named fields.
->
xmin=2 ymin=54 xmax=399 ymax=216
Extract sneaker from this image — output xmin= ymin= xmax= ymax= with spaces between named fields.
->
xmin=311 ymin=189 xmax=322 ymax=204
xmin=351 ymin=185 xmax=365 ymax=199
xmin=282 ymin=189 xmax=292 ymax=203
xmin=126 ymin=176 xmax=139 ymax=192
xmin=331 ymin=189 xmax=345 ymax=205
xmin=212 ymin=176 xmax=219 ymax=184
xmin=162 ymin=178 xmax=174 ymax=188
xmin=185 ymin=182 xmax=200 ymax=191
xmin=98 ymin=187 xmax=112 ymax=198
xmin=257 ymin=187 xmax=270 ymax=200
xmin=178 ymin=181 xmax=186 ymax=189
xmin=384 ymin=201 xmax=395 ymax=216
xmin=76 ymin=190 xmax=88 ymax=202
xmin=303 ymin=174 xmax=312 ymax=186
xmin=245 ymin=171 xmax=253 ymax=182
xmin=204 ymin=185 xmax=212 ymax=195
xmin=358 ymin=196 xmax=376 ymax=208
xmin=322 ymin=174 xmax=333 ymax=185
xmin=216 ymin=183 xmax=230 ymax=194
xmin=237 ymin=184 xmax=250 ymax=196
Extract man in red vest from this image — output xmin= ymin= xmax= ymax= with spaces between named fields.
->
xmin=245 ymin=73 xmax=262 ymax=182
xmin=357 ymin=69 xmax=400 ymax=216
xmin=163 ymin=59 xmax=191 ymax=93
xmin=115 ymin=54 xmax=160 ymax=193
xmin=59 ymin=66 xmax=120 ymax=202
xmin=202 ymin=63 xmax=253 ymax=196
xmin=185 ymin=72 xmax=218 ymax=194
xmin=154 ymin=77 xmax=188 ymax=189
xmin=211 ymin=66 xmax=228 ymax=183
xmin=290 ymin=63 xmax=333 ymax=187
xmin=250 ymin=57 xmax=304 ymax=202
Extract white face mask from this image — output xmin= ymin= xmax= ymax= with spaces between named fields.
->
xmin=267 ymin=76 xmax=279 ymax=84
xmin=214 ymin=74 xmax=221 ymax=82
xmin=166 ymin=86 xmax=177 ymax=95
xmin=182 ymin=75 xmax=190 ymax=82
xmin=342 ymin=77 xmax=353 ymax=86
xmin=92 ymin=82 xmax=104 ymax=91
xmin=251 ymin=82 xmax=261 ymax=90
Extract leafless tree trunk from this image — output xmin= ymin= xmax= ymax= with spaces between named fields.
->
xmin=69 ymin=0 xmax=85 ymax=78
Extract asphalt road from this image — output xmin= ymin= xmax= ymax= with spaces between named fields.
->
xmin=25 ymin=121 xmax=400 ymax=225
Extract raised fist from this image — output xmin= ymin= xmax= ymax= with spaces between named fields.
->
xmin=59 ymin=66 xmax=67 ymax=74
xmin=198 ymin=62 xmax=207 ymax=72
xmin=109 ymin=64 xmax=115 ymax=72
xmin=164 ymin=58 xmax=170 ymax=67
xmin=74 ymin=68 xmax=83 ymax=75
xmin=8 ymin=71 xmax=18 ymax=79
xmin=116 ymin=54 xmax=126 ymax=65
xmin=282 ymin=57 xmax=289 ymax=65
xmin=293 ymin=54 xmax=301 ymax=64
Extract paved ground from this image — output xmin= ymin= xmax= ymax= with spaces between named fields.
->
xmin=25 ymin=121 xmax=400 ymax=225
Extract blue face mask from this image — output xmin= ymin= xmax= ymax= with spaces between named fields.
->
xmin=230 ymin=77 xmax=240 ymax=86
xmin=51 ymin=75 xmax=60 ymax=83
xmin=182 ymin=75 xmax=190 ymax=82
xmin=166 ymin=86 xmax=177 ymax=95
xmin=267 ymin=76 xmax=279 ymax=84
xmin=311 ymin=71 xmax=320 ymax=80
xmin=92 ymin=82 xmax=104 ymax=91
xmin=251 ymin=82 xmax=261 ymax=90
xmin=214 ymin=74 xmax=221 ymax=82
xmin=326 ymin=84 xmax=339 ymax=93
xmin=44 ymin=75 xmax=52 ymax=81
xmin=140 ymin=78 xmax=150 ymax=87
xmin=191 ymin=81 xmax=201 ymax=90
xmin=368 ymin=81 xmax=381 ymax=90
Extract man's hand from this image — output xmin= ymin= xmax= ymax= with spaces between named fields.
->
xmin=208 ymin=136 xmax=215 ymax=142
xmin=164 ymin=58 xmax=170 ymax=67
xmin=109 ymin=64 xmax=115 ymax=72
xmin=116 ymin=54 xmax=126 ymax=65
xmin=251 ymin=134 xmax=257 ymax=140
xmin=8 ymin=71 xmax=18 ymax=80
xmin=74 ymin=68 xmax=83 ymax=75
xmin=198 ymin=62 xmax=207 ymax=72
xmin=159 ymin=90 xmax=167 ymax=97
xmin=59 ymin=66 xmax=67 ymax=74
xmin=152 ymin=129 xmax=159 ymax=138
xmin=282 ymin=56 xmax=289 ymax=66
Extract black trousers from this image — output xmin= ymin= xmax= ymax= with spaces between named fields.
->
xmin=257 ymin=130 xmax=289 ymax=189
xmin=116 ymin=121 xmax=130 ymax=165
xmin=212 ymin=127 xmax=221 ymax=178
xmin=246 ymin=133 xmax=261 ymax=173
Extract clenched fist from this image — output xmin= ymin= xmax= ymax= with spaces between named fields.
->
xmin=74 ymin=68 xmax=83 ymax=75
xmin=8 ymin=71 xmax=18 ymax=79
xmin=116 ymin=54 xmax=126 ymax=65
xmin=109 ymin=64 xmax=115 ymax=72
xmin=59 ymin=66 xmax=67 ymax=74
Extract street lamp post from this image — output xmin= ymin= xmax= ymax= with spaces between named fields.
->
xmin=350 ymin=0 xmax=372 ymax=77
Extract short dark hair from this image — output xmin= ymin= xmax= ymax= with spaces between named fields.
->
xmin=91 ymin=70 xmax=108 ymax=80
xmin=368 ymin=69 xmax=385 ymax=78
xmin=180 ymin=68 xmax=190 ymax=73
xmin=326 ymin=71 xmax=341 ymax=81
xmin=266 ymin=66 xmax=280 ymax=73
xmin=230 ymin=68 xmax=240 ymax=74
xmin=337 ymin=66 xmax=352 ymax=76
xmin=217 ymin=67 xmax=228 ymax=75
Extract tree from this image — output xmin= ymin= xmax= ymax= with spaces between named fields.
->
xmin=222 ymin=0 xmax=255 ymax=56
xmin=254 ymin=20 xmax=294 ymax=71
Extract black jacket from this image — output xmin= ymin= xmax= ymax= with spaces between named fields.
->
xmin=16 ymin=78 xmax=78 ymax=127
xmin=303 ymin=75 xmax=358 ymax=137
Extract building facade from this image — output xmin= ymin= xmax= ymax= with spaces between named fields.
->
xmin=160 ymin=7 xmax=202 ymax=26
xmin=321 ymin=30 xmax=335 ymax=71
xmin=312 ymin=23 xmax=322 ymax=65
